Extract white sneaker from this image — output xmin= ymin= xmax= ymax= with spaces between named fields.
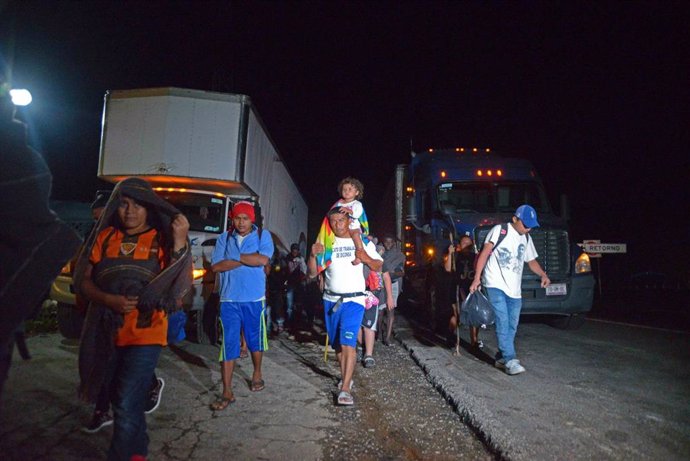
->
xmin=504 ymin=359 xmax=526 ymax=375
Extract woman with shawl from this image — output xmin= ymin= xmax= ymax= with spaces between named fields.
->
xmin=74 ymin=177 xmax=192 ymax=461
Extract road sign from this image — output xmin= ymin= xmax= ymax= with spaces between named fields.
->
xmin=583 ymin=243 xmax=627 ymax=254
xmin=582 ymin=239 xmax=601 ymax=258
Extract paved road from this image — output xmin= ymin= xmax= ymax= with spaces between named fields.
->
xmin=2 ymin=313 xmax=688 ymax=460
xmin=0 ymin=326 xmax=490 ymax=460
xmin=396 ymin=314 xmax=690 ymax=460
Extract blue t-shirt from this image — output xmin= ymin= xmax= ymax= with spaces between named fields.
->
xmin=212 ymin=226 xmax=274 ymax=302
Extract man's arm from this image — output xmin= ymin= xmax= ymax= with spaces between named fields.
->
xmin=469 ymin=243 xmax=493 ymax=293
xmin=383 ymin=271 xmax=395 ymax=310
xmin=527 ymin=259 xmax=550 ymax=288
xmin=356 ymin=247 xmax=383 ymax=272
xmin=443 ymin=244 xmax=454 ymax=273
xmin=307 ymin=242 xmax=324 ymax=278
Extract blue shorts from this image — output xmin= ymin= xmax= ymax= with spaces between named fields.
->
xmin=323 ymin=299 xmax=364 ymax=348
xmin=219 ymin=301 xmax=268 ymax=362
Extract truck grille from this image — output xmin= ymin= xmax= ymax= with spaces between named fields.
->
xmin=474 ymin=226 xmax=570 ymax=280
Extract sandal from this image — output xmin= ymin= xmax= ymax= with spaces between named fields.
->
xmin=337 ymin=391 xmax=354 ymax=406
xmin=337 ymin=379 xmax=354 ymax=390
xmin=210 ymin=395 xmax=235 ymax=411
xmin=250 ymin=379 xmax=265 ymax=392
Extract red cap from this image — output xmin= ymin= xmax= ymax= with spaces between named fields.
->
xmin=231 ymin=201 xmax=255 ymax=222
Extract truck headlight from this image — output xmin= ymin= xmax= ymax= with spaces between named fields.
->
xmin=575 ymin=253 xmax=591 ymax=273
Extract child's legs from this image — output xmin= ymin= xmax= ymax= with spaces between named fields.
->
xmin=349 ymin=228 xmax=364 ymax=250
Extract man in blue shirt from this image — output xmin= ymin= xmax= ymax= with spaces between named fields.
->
xmin=210 ymin=201 xmax=274 ymax=410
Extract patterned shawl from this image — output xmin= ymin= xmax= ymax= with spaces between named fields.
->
xmin=75 ymin=177 xmax=192 ymax=402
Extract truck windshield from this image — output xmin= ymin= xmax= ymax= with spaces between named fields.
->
xmin=437 ymin=182 xmax=550 ymax=213
xmin=155 ymin=191 xmax=225 ymax=234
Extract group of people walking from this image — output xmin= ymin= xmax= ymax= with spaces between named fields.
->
xmin=71 ymin=171 xmax=549 ymax=460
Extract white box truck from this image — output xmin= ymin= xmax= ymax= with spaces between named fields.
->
xmin=97 ymin=87 xmax=309 ymax=342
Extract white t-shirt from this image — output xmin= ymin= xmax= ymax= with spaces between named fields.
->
xmin=323 ymin=238 xmax=382 ymax=305
xmin=481 ymin=223 xmax=538 ymax=299
xmin=335 ymin=199 xmax=364 ymax=231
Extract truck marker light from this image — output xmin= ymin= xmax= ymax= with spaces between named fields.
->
xmin=485 ymin=148 xmax=491 ymax=152
xmin=487 ymin=170 xmax=493 ymax=176
xmin=404 ymin=225 xmax=412 ymax=231
xmin=428 ymin=148 xmax=434 ymax=152
xmin=476 ymin=170 xmax=483 ymax=176
xmin=405 ymin=242 xmax=412 ymax=248
xmin=406 ymin=186 xmax=414 ymax=193
xmin=426 ymin=247 xmax=435 ymax=257
xmin=472 ymin=147 xmax=478 ymax=152
xmin=192 ymin=268 xmax=206 ymax=279
xmin=441 ymin=170 xmax=447 ymax=178
xmin=497 ymin=169 xmax=503 ymax=176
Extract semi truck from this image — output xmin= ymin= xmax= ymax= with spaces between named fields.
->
xmin=394 ymin=147 xmax=594 ymax=330
xmin=52 ymin=87 xmax=308 ymax=343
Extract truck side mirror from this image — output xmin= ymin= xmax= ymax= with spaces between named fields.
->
xmin=560 ymin=194 xmax=570 ymax=221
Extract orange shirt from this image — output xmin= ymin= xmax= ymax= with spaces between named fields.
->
xmin=90 ymin=227 xmax=169 ymax=346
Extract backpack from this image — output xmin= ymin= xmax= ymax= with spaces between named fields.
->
xmin=473 ymin=223 xmax=531 ymax=269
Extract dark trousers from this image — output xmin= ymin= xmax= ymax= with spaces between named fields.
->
xmin=107 ymin=345 xmax=161 ymax=461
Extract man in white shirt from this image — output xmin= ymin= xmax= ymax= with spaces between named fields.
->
xmin=308 ymin=207 xmax=382 ymax=406
xmin=470 ymin=204 xmax=550 ymax=375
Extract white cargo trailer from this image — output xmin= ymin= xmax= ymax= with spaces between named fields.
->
xmin=98 ymin=87 xmax=308 ymax=342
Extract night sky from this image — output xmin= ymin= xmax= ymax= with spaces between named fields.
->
xmin=2 ymin=1 xmax=689 ymax=281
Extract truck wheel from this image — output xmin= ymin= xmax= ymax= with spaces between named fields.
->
xmin=192 ymin=294 xmax=221 ymax=345
xmin=56 ymin=302 xmax=84 ymax=339
xmin=550 ymin=313 xmax=586 ymax=330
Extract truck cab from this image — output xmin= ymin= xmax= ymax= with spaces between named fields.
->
xmin=399 ymin=148 xmax=594 ymax=330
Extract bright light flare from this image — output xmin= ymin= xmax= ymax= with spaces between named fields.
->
xmin=10 ymin=89 xmax=32 ymax=106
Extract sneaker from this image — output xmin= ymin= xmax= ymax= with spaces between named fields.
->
xmin=494 ymin=358 xmax=506 ymax=370
xmin=356 ymin=346 xmax=363 ymax=362
xmin=81 ymin=410 xmax=113 ymax=434
xmin=145 ymin=377 xmax=165 ymax=414
xmin=504 ymin=359 xmax=526 ymax=375
xmin=363 ymin=356 xmax=375 ymax=368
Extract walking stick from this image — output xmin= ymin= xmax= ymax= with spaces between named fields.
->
xmin=449 ymin=235 xmax=461 ymax=356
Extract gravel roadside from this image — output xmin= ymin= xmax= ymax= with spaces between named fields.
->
xmin=277 ymin=319 xmax=494 ymax=461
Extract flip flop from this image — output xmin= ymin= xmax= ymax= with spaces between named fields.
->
xmin=250 ymin=379 xmax=265 ymax=392
xmin=210 ymin=396 xmax=235 ymax=411
xmin=337 ymin=391 xmax=354 ymax=406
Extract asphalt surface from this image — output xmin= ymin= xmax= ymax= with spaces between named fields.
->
xmin=396 ymin=314 xmax=690 ymax=460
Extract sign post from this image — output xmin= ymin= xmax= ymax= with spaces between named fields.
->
xmin=582 ymin=241 xmax=627 ymax=296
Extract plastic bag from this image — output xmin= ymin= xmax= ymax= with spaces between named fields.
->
xmin=460 ymin=291 xmax=495 ymax=329
xmin=364 ymin=291 xmax=379 ymax=310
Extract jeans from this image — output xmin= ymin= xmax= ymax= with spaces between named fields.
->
xmin=486 ymin=287 xmax=522 ymax=362
xmin=108 ymin=345 xmax=162 ymax=461
xmin=286 ymin=287 xmax=295 ymax=321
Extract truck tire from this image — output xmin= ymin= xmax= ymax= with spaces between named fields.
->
xmin=550 ymin=313 xmax=586 ymax=330
xmin=57 ymin=302 xmax=84 ymax=339
xmin=191 ymin=294 xmax=221 ymax=345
